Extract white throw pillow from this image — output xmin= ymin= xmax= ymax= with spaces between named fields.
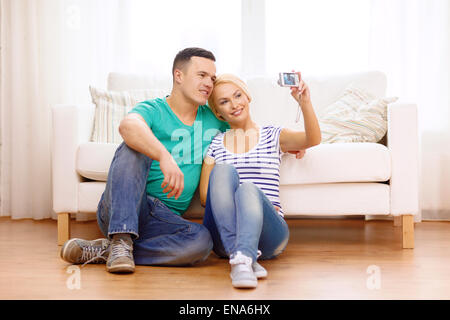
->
xmin=89 ymin=86 xmax=167 ymax=143
xmin=319 ymin=84 xmax=398 ymax=143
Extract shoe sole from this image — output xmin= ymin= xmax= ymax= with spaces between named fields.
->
xmin=232 ymin=279 xmax=258 ymax=288
xmin=254 ymin=270 xmax=267 ymax=278
xmin=107 ymin=263 xmax=135 ymax=274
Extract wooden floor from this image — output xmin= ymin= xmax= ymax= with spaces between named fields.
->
xmin=1 ymin=216 xmax=450 ymax=300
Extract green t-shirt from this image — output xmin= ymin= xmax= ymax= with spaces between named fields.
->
xmin=128 ymin=97 xmax=229 ymax=215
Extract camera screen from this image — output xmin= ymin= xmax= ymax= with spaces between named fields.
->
xmin=283 ymin=73 xmax=297 ymax=85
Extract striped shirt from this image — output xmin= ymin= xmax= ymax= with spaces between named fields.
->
xmin=206 ymin=125 xmax=285 ymax=217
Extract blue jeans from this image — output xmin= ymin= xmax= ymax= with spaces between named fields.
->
xmin=96 ymin=142 xmax=213 ymax=266
xmin=203 ymin=164 xmax=290 ymax=263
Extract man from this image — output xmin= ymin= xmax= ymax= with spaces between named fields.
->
xmin=60 ymin=47 xmax=229 ymax=273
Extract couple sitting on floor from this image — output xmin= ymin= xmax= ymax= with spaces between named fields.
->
xmin=60 ymin=47 xmax=321 ymax=289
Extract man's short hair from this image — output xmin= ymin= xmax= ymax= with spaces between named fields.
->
xmin=172 ymin=47 xmax=216 ymax=76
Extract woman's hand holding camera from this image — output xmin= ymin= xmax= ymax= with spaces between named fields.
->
xmin=289 ymin=71 xmax=311 ymax=107
xmin=285 ymin=71 xmax=314 ymax=160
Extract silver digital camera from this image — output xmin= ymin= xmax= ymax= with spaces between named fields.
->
xmin=278 ymin=72 xmax=300 ymax=87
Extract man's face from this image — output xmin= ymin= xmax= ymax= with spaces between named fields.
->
xmin=177 ymin=56 xmax=217 ymax=106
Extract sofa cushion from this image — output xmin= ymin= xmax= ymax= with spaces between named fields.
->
xmin=77 ymin=181 xmax=205 ymax=217
xmin=77 ymin=141 xmax=390 ymax=185
xmin=279 ymin=142 xmax=391 ymax=185
xmin=89 ymin=86 xmax=167 ymax=144
xmin=77 ymin=142 xmax=119 ymax=181
xmin=319 ymin=84 xmax=398 ymax=143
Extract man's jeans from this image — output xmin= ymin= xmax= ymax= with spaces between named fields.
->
xmin=96 ymin=142 xmax=213 ymax=266
xmin=203 ymin=164 xmax=290 ymax=263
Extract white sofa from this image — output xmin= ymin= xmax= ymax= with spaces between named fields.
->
xmin=52 ymin=71 xmax=419 ymax=248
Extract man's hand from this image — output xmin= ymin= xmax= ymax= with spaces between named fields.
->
xmin=287 ymin=149 xmax=306 ymax=159
xmin=159 ymin=153 xmax=184 ymax=200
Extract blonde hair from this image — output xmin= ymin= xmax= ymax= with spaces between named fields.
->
xmin=208 ymin=74 xmax=252 ymax=120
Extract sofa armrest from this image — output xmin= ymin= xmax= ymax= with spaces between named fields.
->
xmin=387 ymin=102 xmax=420 ymax=216
xmin=52 ymin=104 xmax=95 ymax=213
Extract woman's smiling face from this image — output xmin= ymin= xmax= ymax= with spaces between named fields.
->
xmin=212 ymin=82 xmax=250 ymax=124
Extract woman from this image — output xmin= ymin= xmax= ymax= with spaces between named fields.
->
xmin=199 ymin=72 xmax=321 ymax=288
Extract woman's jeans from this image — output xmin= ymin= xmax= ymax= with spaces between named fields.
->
xmin=96 ymin=142 xmax=213 ymax=266
xmin=203 ymin=164 xmax=290 ymax=263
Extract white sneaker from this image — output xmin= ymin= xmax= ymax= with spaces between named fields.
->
xmin=229 ymin=251 xmax=257 ymax=288
xmin=252 ymin=261 xmax=267 ymax=278
xmin=253 ymin=250 xmax=267 ymax=278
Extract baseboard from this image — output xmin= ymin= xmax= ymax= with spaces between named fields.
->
xmin=421 ymin=209 xmax=450 ymax=221
xmin=286 ymin=215 xmax=365 ymax=220
xmin=365 ymin=214 xmax=393 ymax=221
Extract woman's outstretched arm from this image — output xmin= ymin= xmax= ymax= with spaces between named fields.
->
xmin=280 ymin=72 xmax=321 ymax=152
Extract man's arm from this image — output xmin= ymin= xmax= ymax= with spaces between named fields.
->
xmin=119 ymin=113 xmax=169 ymax=160
xmin=119 ymin=113 xmax=184 ymax=200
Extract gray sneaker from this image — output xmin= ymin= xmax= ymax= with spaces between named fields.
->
xmin=229 ymin=251 xmax=257 ymax=288
xmin=60 ymin=238 xmax=110 ymax=266
xmin=106 ymin=238 xmax=135 ymax=274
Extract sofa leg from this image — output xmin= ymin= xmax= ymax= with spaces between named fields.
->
xmin=393 ymin=216 xmax=402 ymax=227
xmin=58 ymin=212 xmax=71 ymax=246
xmin=402 ymin=214 xmax=414 ymax=249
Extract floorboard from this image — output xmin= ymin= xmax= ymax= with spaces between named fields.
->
xmin=1 ymin=217 xmax=449 ymax=299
